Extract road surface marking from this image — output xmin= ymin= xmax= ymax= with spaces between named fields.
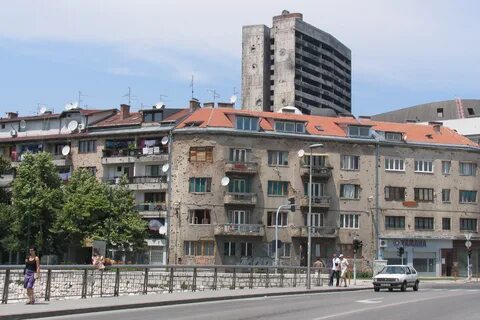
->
xmin=356 ymin=298 xmax=383 ymax=304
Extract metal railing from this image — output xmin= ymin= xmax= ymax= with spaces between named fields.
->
xmin=0 ymin=264 xmax=329 ymax=304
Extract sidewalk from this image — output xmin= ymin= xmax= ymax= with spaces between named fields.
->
xmin=0 ymin=280 xmax=372 ymax=320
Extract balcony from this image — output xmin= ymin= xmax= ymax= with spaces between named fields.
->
xmin=104 ymin=176 xmax=168 ymax=190
xmin=224 ymin=193 xmax=257 ymax=206
xmin=136 ymin=146 xmax=168 ymax=163
xmin=135 ymin=202 xmax=167 ymax=218
xmin=300 ymin=166 xmax=332 ymax=179
xmin=52 ymin=154 xmax=72 ymax=167
xmin=300 ymin=196 xmax=331 ymax=209
xmin=101 ymin=148 xmax=168 ymax=164
xmin=289 ymin=226 xmax=338 ymax=238
xmin=214 ymin=224 xmax=265 ymax=237
xmin=225 ymin=162 xmax=258 ymax=174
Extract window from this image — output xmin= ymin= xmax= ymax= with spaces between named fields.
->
xmin=459 ymin=162 xmax=477 ymax=176
xmin=414 ymin=160 xmax=434 ymax=173
xmin=441 ymin=161 xmax=451 ymax=174
xmin=304 ymin=182 xmax=326 ymax=197
xmin=267 ymin=181 xmax=289 ymax=196
xmin=145 ymin=165 xmax=162 ymax=177
xmin=224 ymin=242 xmax=236 ymax=256
xmin=143 ymin=111 xmax=163 ymax=122
xmin=414 ymin=188 xmax=434 ymax=202
xmin=230 ymin=148 xmax=248 ymax=162
xmin=189 ymin=147 xmax=213 ymax=162
xmin=267 ymin=211 xmax=288 ymax=227
xmin=240 ymin=242 xmax=253 ymax=257
xmin=42 ymin=120 xmax=50 ymax=131
xmin=184 ymin=241 xmax=214 ymax=256
xmin=437 ymin=108 xmax=444 ymax=118
xmin=268 ymin=150 xmax=289 ymax=166
xmin=340 ymin=214 xmax=360 ymax=229
xmin=188 ymin=178 xmax=212 ymax=193
xmin=236 ymin=116 xmax=258 ymax=131
xmin=385 ymin=216 xmax=405 ymax=229
xmin=384 ymin=158 xmax=405 ymax=171
xmin=302 ymin=155 xmax=327 ymax=167
xmin=228 ymin=210 xmax=251 ymax=224
xmin=80 ymin=166 xmax=97 ymax=176
xmin=268 ymin=242 xmax=291 ymax=257
xmin=228 ymin=178 xmax=251 ymax=193
xmin=460 ymin=218 xmax=477 ymax=231
xmin=144 ymin=192 xmax=165 ymax=203
xmin=442 ymin=218 xmax=451 ymax=230
xmin=340 ymin=184 xmax=360 ymax=199
xmin=275 ymin=120 xmax=305 ymax=133
xmin=442 ymin=189 xmax=451 ymax=202
xmin=467 ymin=108 xmax=475 ymax=116
xmin=459 ymin=190 xmax=477 ymax=203
xmin=79 ymin=140 xmax=96 ymax=153
xmin=340 ymin=155 xmax=359 ymax=170
xmin=385 ymin=186 xmax=405 ymax=201
xmin=305 ymin=212 xmax=325 ymax=227
xmin=188 ymin=209 xmax=211 ymax=224
xmin=385 ymin=132 xmax=402 ymax=141
xmin=415 ymin=217 xmax=434 ymax=230
xmin=348 ymin=126 xmax=370 ymax=138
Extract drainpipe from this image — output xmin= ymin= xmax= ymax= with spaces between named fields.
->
xmin=165 ymin=129 xmax=174 ymax=265
xmin=375 ymin=141 xmax=380 ymax=260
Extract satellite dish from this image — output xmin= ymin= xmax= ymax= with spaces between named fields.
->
xmin=159 ymin=226 xmax=167 ymax=235
xmin=10 ymin=129 xmax=17 ymax=137
xmin=67 ymin=120 xmax=78 ymax=132
xmin=221 ymin=176 xmax=230 ymax=186
xmin=20 ymin=154 xmax=25 ymax=161
xmin=297 ymin=149 xmax=305 ymax=158
xmin=65 ymin=102 xmax=79 ymax=110
xmin=154 ymin=102 xmax=165 ymax=109
xmin=230 ymin=95 xmax=237 ymax=104
xmin=161 ymin=136 xmax=169 ymax=145
xmin=39 ymin=107 xmax=47 ymax=114
xmin=19 ymin=120 xmax=27 ymax=129
xmin=61 ymin=145 xmax=71 ymax=156
xmin=162 ymin=163 xmax=170 ymax=173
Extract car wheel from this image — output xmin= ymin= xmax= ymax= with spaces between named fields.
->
xmin=388 ymin=288 xmax=393 ymax=292
xmin=413 ymin=281 xmax=419 ymax=291
xmin=400 ymin=282 xmax=407 ymax=292
xmin=374 ymin=287 xmax=380 ymax=292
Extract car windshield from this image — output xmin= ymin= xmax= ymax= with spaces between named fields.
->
xmin=379 ymin=266 xmax=406 ymax=274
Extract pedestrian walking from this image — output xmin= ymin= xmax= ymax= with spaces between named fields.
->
xmin=24 ymin=247 xmax=40 ymax=305
xmin=340 ymin=254 xmax=349 ymax=287
xmin=328 ymin=253 xmax=340 ymax=286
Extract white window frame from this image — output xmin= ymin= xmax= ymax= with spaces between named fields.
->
xmin=459 ymin=190 xmax=477 ymax=203
xmin=385 ymin=132 xmax=402 ymax=141
xmin=228 ymin=210 xmax=251 ymax=225
xmin=309 ymin=213 xmax=325 ymax=227
xmin=340 ymin=214 xmax=360 ymax=229
xmin=348 ymin=126 xmax=370 ymax=138
xmin=340 ymin=184 xmax=360 ymax=199
xmin=341 ymin=155 xmax=360 ymax=170
xmin=224 ymin=241 xmax=236 ymax=256
xmin=240 ymin=242 xmax=253 ymax=257
xmin=385 ymin=158 xmax=405 ymax=171
xmin=459 ymin=162 xmax=477 ymax=176
xmin=268 ymin=150 xmax=289 ymax=166
xmin=268 ymin=211 xmax=288 ymax=227
xmin=231 ymin=148 xmax=248 ymax=162
xmin=442 ymin=189 xmax=451 ymax=203
xmin=414 ymin=160 xmax=434 ymax=173
xmin=441 ymin=161 xmax=451 ymax=175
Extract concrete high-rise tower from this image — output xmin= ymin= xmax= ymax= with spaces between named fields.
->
xmin=242 ymin=11 xmax=351 ymax=115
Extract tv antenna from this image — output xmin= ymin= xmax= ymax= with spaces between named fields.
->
xmin=159 ymin=94 xmax=168 ymax=101
xmin=78 ymin=91 xmax=87 ymax=109
xmin=123 ymin=87 xmax=137 ymax=106
xmin=208 ymin=89 xmax=220 ymax=103
xmin=190 ymin=75 xmax=195 ymax=99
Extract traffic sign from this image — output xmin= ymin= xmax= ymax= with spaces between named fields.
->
xmin=465 ymin=240 xmax=472 ymax=248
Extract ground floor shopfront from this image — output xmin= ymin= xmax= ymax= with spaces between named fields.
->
xmin=380 ymin=237 xmax=480 ymax=277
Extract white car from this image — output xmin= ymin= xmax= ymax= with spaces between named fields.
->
xmin=373 ymin=265 xmax=419 ymax=292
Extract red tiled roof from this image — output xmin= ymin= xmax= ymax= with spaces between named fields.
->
xmin=90 ymin=112 xmax=143 ymax=127
xmin=0 ymin=132 xmax=88 ymax=143
xmin=177 ymin=108 xmax=478 ymax=147
xmin=163 ymin=109 xmax=191 ymax=122
xmin=78 ymin=109 xmax=116 ymax=116
xmin=0 ymin=114 xmax=60 ymax=124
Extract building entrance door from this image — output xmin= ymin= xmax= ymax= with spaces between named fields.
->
xmin=441 ymin=248 xmax=453 ymax=276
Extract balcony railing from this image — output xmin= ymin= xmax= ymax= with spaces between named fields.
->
xmin=10 ymin=153 xmax=71 ymax=167
xmin=224 ymin=193 xmax=257 ymax=206
xmin=289 ymin=226 xmax=338 ymax=238
xmin=225 ymin=162 xmax=258 ymax=174
xmin=300 ymin=196 xmax=331 ymax=208
xmin=214 ymin=224 xmax=265 ymax=237
xmin=103 ymin=176 xmax=167 ymax=185
xmin=300 ymin=166 xmax=332 ymax=179
xmin=135 ymin=202 xmax=166 ymax=212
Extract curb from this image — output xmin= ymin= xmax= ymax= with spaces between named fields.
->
xmin=1 ymin=287 xmax=370 ymax=320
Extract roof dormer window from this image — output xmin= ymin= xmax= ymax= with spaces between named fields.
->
xmin=385 ymin=132 xmax=403 ymax=141
xmin=275 ymin=120 xmax=305 ymax=134
xmin=143 ymin=110 xmax=163 ymax=122
xmin=236 ymin=116 xmax=258 ymax=131
xmin=348 ymin=125 xmax=370 ymax=138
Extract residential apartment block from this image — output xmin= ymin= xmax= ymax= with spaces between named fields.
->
xmin=242 ymin=10 xmax=352 ymax=115
xmin=170 ymin=108 xmax=479 ymax=276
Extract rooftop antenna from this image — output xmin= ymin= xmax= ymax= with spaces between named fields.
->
xmin=159 ymin=94 xmax=168 ymax=101
xmin=78 ymin=91 xmax=87 ymax=109
xmin=208 ymin=89 xmax=220 ymax=103
xmin=230 ymin=87 xmax=238 ymax=104
xmin=190 ymin=75 xmax=194 ymax=99
xmin=123 ymin=87 xmax=137 ymax=106
xmin=36 ymin=103 xmax=48 ymax=115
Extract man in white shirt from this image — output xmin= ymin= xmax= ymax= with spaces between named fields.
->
xmin=328 ymin=253 xmax=341 ymax=286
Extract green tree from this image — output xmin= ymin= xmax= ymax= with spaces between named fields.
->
xmin=11 ymin=152 xmax=63 ymax=254
xmin=0 ymin=156 xmax=11 ymax=204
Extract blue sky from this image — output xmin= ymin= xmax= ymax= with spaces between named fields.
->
xmin=0 ymin=0 xmax=479 ymax=117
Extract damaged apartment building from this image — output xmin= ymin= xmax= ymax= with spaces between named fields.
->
xmin=169 ymin=106 xmax=480 ymax=277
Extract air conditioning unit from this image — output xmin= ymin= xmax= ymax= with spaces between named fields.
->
xmin=379 ymin=239 xmax=388 ymax=248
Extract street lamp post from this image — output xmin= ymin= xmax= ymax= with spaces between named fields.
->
xmin=302 ymin=143 xmax=324 ymax=290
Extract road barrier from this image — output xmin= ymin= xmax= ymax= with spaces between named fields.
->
xmin=0 ymin=265 xmax=329 ymax=304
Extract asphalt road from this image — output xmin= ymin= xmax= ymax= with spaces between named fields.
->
xmin=42 ymin=283 xmax=480 ymax=320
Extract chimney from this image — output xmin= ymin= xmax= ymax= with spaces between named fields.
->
xmin=189 ymin=99 xmax=201 ymax=111
xmin=217 ymin=102 xmax=235 ymax=109
xmin=203 ymin=102 xmax=215 ymax=108
xmin=6 ymin=112 xmax=18 ymax=119
xmin=429 ymin=121 xmax=442 ymax=133
xmin=120 ymin=104 xmax=130 ymax=120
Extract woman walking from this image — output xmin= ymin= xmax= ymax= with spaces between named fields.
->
xmin=24 ymin=247 xmax=40 ymax=304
